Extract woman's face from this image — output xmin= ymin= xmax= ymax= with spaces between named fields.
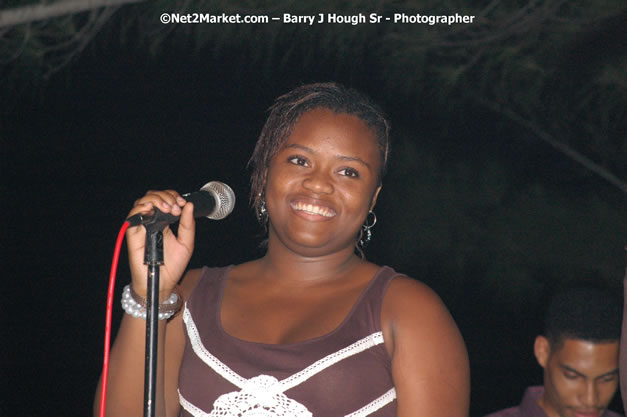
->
xmin=264 ymin=107 xmax=382 ymax=255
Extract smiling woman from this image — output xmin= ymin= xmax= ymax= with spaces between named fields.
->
xmin=263 ymin=108 xmax=382 ymax=256
xmin=94 ymin=82 xmax=470 ymax=417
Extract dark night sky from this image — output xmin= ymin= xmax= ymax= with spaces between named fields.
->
xmin=1 ymin=21 xmax=625 ymax=417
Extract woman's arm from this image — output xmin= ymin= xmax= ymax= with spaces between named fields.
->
xmin=382 ymin=277 xmax=470 ymax=417
xmin=93 ymin=190 xmax=197 ymax=417
xmin=92 ymin=269 xmax=201 ymax=417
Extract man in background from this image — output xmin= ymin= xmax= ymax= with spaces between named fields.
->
xmin=484 ymin=287 xmax=623 ymax=417
xmin=620 ymin=268 xmax=627 ymax=409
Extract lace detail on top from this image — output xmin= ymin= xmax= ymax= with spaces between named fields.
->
xmin=180 ymin=375 xmax=312 ymax=417
xmin=280 ymin=331 xmax=383 ymax=392
xmin=181 ymin=307 xmax=396 ymax=417
xmin=183 ymin=306 xmax=247 ymax=388
xmin=344 ymin=388 xmax=397 ymax=417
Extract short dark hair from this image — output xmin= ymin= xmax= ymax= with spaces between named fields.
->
xmin=544 ymin=287 xmax=622 ymax=348
xmin=247 ymin=82 xmax=390 ymax=219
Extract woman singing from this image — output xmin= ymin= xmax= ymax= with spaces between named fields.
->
xmin=94 ymin=82 xmax=470 ymax=417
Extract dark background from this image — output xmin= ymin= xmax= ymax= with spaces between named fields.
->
xmin=1 ymin=3 xmax=625 ymax=416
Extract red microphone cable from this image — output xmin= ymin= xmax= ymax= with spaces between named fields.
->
xmin=99 ymin=221 xmax=130 ymax=417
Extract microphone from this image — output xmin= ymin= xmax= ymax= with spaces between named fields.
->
xmin=126 ymin=181 xmax=236 ymax=227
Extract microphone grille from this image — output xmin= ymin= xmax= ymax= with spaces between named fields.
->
xmin=200 ymin=181 xmax=236 ymax=220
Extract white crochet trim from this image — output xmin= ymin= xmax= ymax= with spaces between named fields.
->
xmin=179 ymin=390 xmax=211 ymax=417
xmin=344 ymin=388 xmax=397 ymax=417
xmin=180 ymin=387 xmax=396 ymax=417
xmin=184 ymin=307 xmax=385 ymax=392
xmin=182 ymin=305 xmax=394 ymax=417
xmin=180 ymin=375 xmax=313 ymax=417
xmin=184 ymin=307 xmax=247 ymax=387
xmin=280 ymin=331 xmax=384 ymax=391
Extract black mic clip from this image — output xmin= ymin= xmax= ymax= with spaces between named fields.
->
xmin=128 ymin=208 xmax=173 ymax=265
xmin=126 ymin=208 xmax=180 ymax=229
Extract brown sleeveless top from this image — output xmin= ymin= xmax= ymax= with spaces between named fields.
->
xmin=178 ymin=265 xmax=400 ymax=417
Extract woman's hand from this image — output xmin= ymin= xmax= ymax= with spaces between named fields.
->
xmin=125 ymin=189 xmax=196 ymax=300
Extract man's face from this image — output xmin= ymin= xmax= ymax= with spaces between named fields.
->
xmin=535 ymin=336 xmax=619 ymax=417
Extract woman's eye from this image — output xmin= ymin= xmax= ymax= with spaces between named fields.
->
xmin=339 ymin=168 xmax=359 ymax=178
xmin=288 ymin=156 xmax=308 ymax=166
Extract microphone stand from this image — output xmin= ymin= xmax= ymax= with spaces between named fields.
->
xmin=142 ymin=215 xmax=169 ymax=417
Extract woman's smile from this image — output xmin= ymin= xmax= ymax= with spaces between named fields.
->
xmin=290 ymin=200 xmax=337 ymax=219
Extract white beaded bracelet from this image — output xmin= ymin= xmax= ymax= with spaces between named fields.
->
xmin=121 ymin=284 xmax=183 ymax=320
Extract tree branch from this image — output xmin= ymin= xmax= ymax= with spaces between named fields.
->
xmin=0 ymin=0 xmax=145 ymax=28
xmin=472 ymin=95 xmax=627 ymax=195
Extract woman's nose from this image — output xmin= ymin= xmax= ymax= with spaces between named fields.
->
xmin=302 ymin=169 xmax=333 ymax=194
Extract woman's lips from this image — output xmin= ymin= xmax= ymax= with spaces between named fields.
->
xmin=290 ymin=201 xmax=337 ymax=218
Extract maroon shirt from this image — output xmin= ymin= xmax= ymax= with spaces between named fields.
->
xmin=483 ymin=386 xmax=623 ymax=417
xmin=621 ymin=269 xmax=627 ymax=409
xmin=178 ymin=265 xmax=400 ymax=416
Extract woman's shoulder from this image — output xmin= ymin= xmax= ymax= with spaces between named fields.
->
xmin=385 ymin=272 xmax=441 ymax=306
xmin=381 ymin=270 xmax=470 ymax=414
xmin=382 ymin=270 xmax=460 ymax=341
xmin=179 ymin=265 xmax=232 ymax=300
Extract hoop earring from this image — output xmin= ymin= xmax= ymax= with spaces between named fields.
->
xmin=256 ymin=194 xmax=268 ymax=226
xmin=358 ymin=210 xmax=377 ymax=248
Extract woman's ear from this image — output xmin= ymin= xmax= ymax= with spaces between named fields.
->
xmin=370 ymin=185 xmax=382 ymax=211
xmin=534 ymin=335 xmax=551 ymax=369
